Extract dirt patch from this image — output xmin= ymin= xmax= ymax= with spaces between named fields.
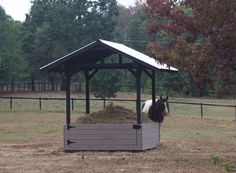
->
xmin=74 ymin=103 xmax=153 ymax=124
xmin=0 ymin=111 xmax=236 ymax=173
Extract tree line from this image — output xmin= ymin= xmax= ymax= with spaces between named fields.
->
xmin=0 ymin=0 xmax=235 ymax=97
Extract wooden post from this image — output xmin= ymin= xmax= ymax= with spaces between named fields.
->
xmin=10 ymin=97 xmax=12 ymax=110
xmin=136 ymin=68 xmax=141 ymax=124
xmin=119 ymin=54 xmax=122 ymax=63
xmin=39 ymin=98 xmax=42 ymax=110
xmin=66 ymin=74 xmax=71 ymax=125
xmin=72 ymin=98 xmax=74 ymax=111
xmin=235 ymin=106 xmax=236 ymax=121
xmin=85 ymin=70 xmax=90 ymax=114
xmin=103 ymin=98 xmax=106 ymax=108
xmin=152 ymin=70 xmax=156 ymax=119
xmin=201 ymin=103 xmax=203 ymax=118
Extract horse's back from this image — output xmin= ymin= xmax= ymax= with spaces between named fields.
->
xmin=142 ymin=100 xmax=153 ymax=114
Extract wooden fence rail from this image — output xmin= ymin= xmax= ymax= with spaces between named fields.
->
xmin=0 ymin=96 xmax=235 ymax=121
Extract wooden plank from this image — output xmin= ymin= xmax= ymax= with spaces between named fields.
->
xmin=67 ymin=124 xmax=134 ymax=130
xmin=65 ymin=129 xmax=136 ymax=135
xmin=64 ymin=144 xmax=143 ymax=151
xmin=67 ymin=134 xmax=136 ymax=140
xmin=65 ymin=139 xmax=136 ymax=145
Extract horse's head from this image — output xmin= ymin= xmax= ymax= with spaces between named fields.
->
xmin=159 ymin=96 xmax=169 ymax=116
xmin=145 ymin=96 xmax=169 ymax=123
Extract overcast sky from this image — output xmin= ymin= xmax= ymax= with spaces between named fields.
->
xmin=0 ymin=0 xmax=137 ymax=22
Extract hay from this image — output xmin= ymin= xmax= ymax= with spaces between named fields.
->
xmin=74 ymin=103 xmax=153 ymax=124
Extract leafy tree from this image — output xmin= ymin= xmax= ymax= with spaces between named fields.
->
xmin=125 ymin=3 xmax=151 ymax=53
xmin=21 ymin=0 xmax=118 ymax=91
xmin=146 ymin=0 xmax=236 ymax=96
xmin=0 ymin=6 xmax=26 ymax=82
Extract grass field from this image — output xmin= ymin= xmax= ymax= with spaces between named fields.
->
xmin=0 ymin=91 xmax=235 ymax=172
xmin=0 ymin=91 xmax=235 ymax=121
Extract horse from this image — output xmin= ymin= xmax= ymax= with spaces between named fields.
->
xmin=142 ymin=96 xmax=169 ymax=123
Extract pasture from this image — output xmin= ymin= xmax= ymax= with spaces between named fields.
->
xmin=0 ymin=92 xmax=236 ymax=172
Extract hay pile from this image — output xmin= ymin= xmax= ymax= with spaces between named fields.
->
xmin=74 ymin=103 xmax=152 ymax=124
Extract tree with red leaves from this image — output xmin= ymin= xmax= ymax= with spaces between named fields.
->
xmin=146 ymin=0 xmax=236 ymax=96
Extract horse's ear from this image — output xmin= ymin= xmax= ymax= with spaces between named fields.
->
xmin=166 ymin=96 xmax=168 ymax=100
xmin=160 ymin=95 xmax=163 ymax=100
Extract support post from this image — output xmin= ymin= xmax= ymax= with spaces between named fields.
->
xmin=235 ymin=106 xmax=236 ymax=121
xmin=66 ymin=74 xmax=71 ymax=125
xmin=119 ymin=54 xmax=122 ymax=64
xmin=200 ymin=103 xmax=203 ymax=118
xmin=85 ymin=70 xmax=90 ymax=114
xmin=39 ymin=98 xmax=42 ymax=110
xmin=72 ymin=98 xmax=74 ymax=111
xmin=10 ymin=97 xmax=12 ymax=110
xmin=136 ymin=68 xmax=142 ymax=124
xmin=151 ymin=70 xmax=156 ymax=119
xmin=103 ymin=98 xmax=106 ymax=108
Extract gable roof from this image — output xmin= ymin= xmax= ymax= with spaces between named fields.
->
xmin=40 ymin=39 xmax=178 ymax=73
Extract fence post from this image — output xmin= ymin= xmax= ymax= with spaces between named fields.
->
xmin=11 ymin=80 xmax=14 ymax=92
xmin=235 ymin=106 xmax=236 ymax=121
xmin=39 ymin=98 xmax=42 ymax=110
xmin=103 ymin=98 xmax=106 ymax=108
xmin=10 ymin=97 xmax=12 ymax=110
xmin=72 ymin=98 xmax=74 ymax=111
xmin=200 ymin=103 xmax=203 ymax=118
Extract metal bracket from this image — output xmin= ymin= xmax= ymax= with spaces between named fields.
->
xmin=67 ymin=124 xmax=76 ymax=130
xmin=67 ymin=140 xmax=76 ymax=145
xmin=133 ymin=124 xmax=142 ymax=129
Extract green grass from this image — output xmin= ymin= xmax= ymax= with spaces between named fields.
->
xmin=0 ymin=131 xmax=27 ymax=140
xmin=0 ymin=92 xmax=235 ymax=121
xmin=0 ymin=112 xmax=64 ymax=141
xmin=161 ymin=116 xmax=236 ymax=139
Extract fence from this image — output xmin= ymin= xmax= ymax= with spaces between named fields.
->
xmin=1 ymin=81 xmax=236 ymax=98
xmin=0 ymin=96 xmax=235 ymax=121
xmin=0 ymin=82 xmax=71 ymax=92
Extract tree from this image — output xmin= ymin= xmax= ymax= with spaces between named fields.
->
xmin=0 ymin=6 xmax=26 ymax=82
xmin=146 ymin=0 xmax=236 ymax=96
xmin=125 ymin=2 xmax=151 ymax=53
xmin=21 ymin=0 xmax=119 ymax=91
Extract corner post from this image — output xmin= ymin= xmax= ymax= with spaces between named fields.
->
xmin=65 ymin=72 xmax=71 ymax=125
xmin=84 ymin=70 xmax=90 ymax=114
xmin=152 ymin=70 xmax=156 ymax=118
xmin=136 ymin=67 xmax=142 ymax=124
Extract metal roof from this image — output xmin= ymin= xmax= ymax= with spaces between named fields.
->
xmin=100 ymin=39 xmax=178 ymax=71
xmin=40 ymin=39 xmax=178 ymax=73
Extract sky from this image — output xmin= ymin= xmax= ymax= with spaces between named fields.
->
xmin=0 ymin=0 xmax=137 ymax=22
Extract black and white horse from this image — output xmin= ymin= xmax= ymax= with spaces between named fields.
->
xmin=142 ymin=96 xmax=169 ymax=123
